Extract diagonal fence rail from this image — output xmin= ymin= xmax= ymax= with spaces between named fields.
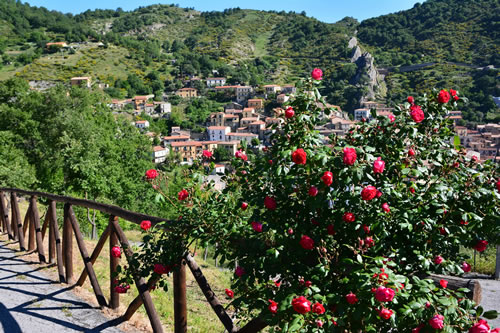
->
xmin=0 ymin=188 xmax=266 ymax=333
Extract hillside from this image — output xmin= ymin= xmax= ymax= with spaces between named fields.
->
xmin=0 ymin=0 xmax=498 ymax=123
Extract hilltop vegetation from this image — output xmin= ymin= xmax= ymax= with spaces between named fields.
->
xmin=0 ymin=0 xmax=498 ymax=123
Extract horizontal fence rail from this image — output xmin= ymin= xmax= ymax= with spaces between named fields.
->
xmin=0 ymin=187 xmax=265 ymax=333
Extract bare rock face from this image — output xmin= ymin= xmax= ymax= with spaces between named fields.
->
xmin=348 ymin=36 xmax=358 ymax=49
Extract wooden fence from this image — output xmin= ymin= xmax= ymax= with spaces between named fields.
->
xmin=0 ymin=188 xmax=266 ymax=333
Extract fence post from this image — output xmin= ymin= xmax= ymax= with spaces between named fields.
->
xmin=30 ymin=196 xmax=46 ymax=263
xmin=173 ymin=261 xmax=187 ymax=333
xmin=63 ymin=203 xmax=74 ymax=283
xmin=0 ymin=191 xmax=12 ymax=239
xmin=49 ymin=201 xmax=65 ymax=283
xmin=109 ymin=216 xmax=120 ymax=310
xmin=11 ymin=192 xmax=25 ymax=251
xmin=27 ymin=201 xmax=35 ymax=251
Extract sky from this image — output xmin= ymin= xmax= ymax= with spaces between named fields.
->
xmin=23 ymin=0 xmax=423 ymax=23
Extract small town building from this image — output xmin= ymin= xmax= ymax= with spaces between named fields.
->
xmin=135 ymin=120 xmax=150 ymax=129
xmin=176 ymin=88 xmax=198 ymax=98
xmin=152 ymin=146 xmax=169 ymax=164
xmin=247 ymin=99 xmax=264 ymax=110
xmin=70 ymin=77 xmax=91 ymax=88
xmin=207 ymin=126 xmax=231 ymax=141
xmin=206 ymin=77 xmax=227 ymax=87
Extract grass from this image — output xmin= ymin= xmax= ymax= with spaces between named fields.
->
xmin=461 ymin=246 xmax=498 ymax=275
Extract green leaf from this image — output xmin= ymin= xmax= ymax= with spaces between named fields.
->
xmin=483 ymin=310 xmax=498 ymax=319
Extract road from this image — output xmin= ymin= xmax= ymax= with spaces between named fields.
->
xmin=0 ymin=240 xmax=125 ymax=333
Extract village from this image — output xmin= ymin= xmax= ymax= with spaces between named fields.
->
xmin=65 ymin=75 xmax=500 ymax=167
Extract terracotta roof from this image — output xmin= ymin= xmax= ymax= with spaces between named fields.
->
xmin=215 ymin=85 xmax=239 ymax=89
xmin=248 ymin=99 xmax=263 ymax=102
xmin=134 ymin=96 xmax=149 ymax=100
xmin=170 ymin=141 xmax=202 ymax=147
xmin=227 ymin=133 xmax=258 ymax=137
xmin=153 ymin=146 xmax=167 ymax=152
xmin=207 ymin=77 xmax=226 ymax=80
xmin=163 ymin=135 xmax=190 ymax=140
xmin=135 ymin=120 xmax=148 ymax=124
xmin=243 ymin=108 xmax=255 ymax=112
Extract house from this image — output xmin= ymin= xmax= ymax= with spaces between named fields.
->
xmin=70 ymin=77 xmax=91 ymax=88
xmin=133 ymin=96 xmax=151 ymax=109
xmin=236 ymin=86 xmax=254 ymax=102
xmin=242 ymin=108 xmax=256 ymax=118
xmin=162 ymin=135 xmax=190 ymax=146
xmin=206 ymin=77 xmax=227 ymax=87
xmin=171 ymin=127 xmax=191 ymax=137
xmin=109 ymin=99 xmax=133 ymax=110
xmin=154 ymin=102 xmax=171 ymax=114
xmin=277 ymin=94 xmax=290 ymax=104
xmin=263 ymin=84 xmax=281 ymax=94
xmin=200 ymin=141 xmax=219 ymax=153
xmin=224 ymin=102 xmax=244 ymax=110
xmin=247 ymin=99 xmax=264 ymax=110
xmin=248 ymin=121 xmax=266 ymax=135
xmin=169 ymin=141 xmax=203 ymax=163
xmin=152 ymin=146 xmax=169 ymax=164
xmin=354 ymin=108 xmax=371 ymax=122
xmin=145 ymin=103 xmax=155 ymax=115
xmin=218 ymin=141 xmax=239 ymax=155
xmin=135 ymin=120 xmax=150 ymax=129
xmin=207 ymin=126 xmax=231 ymax=141
xmin=241 ymin=117 xmax=260 ymax=127
xmin=226 ymin=132 xmax=259 ymax=144
xmin=282 ymin=85 xmax=297 ymax=94
xmin=46 ymin=42 xmax=68 ymax=49
xmin=176 ymin=88 xmax=198 ymax=98
xmin=209 ymin=113 xmax=239 ymax=129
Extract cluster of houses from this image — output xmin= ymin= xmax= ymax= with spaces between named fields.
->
xmin=108 ymin=94 xmax=172 ymax=117
xmin=455 ymin=122 xmax=500 ymax=162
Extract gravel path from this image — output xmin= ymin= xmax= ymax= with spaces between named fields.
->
xmin=0 ymin=240 xmax=125 ymax=333
xmin=478 ymin=279 xmax=500 ymax=328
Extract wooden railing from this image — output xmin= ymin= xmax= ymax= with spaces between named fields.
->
xmin=0 ymin=188 xmax=266 ymax=333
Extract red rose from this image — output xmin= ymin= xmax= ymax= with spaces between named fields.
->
xmin=425 ymin=302 xmax=431 ymax=308
xmin=300 ymin=235 xmax=314 ymax=250
xmin=473 ymin=240 xmax=488 ymax=252
xmin=264 ymin=196 xmax=277 ymax=210
xmin=140 ymin=220 xmax=152 ymax=231
xmin=241 ymin=202 xmax=248 ymax=210
xmin=327 ymin=224 xmax=335 ymax=235
xmin=438 ymin=89 xmax=451 ymax=103
xmin=235 ymin=150 xmax=248 ymax=161
xmin=343 ymin=212 xmax=355 ymax=223
xmin=461 ymin=261 xmax=471 ymax=273
xmin=375 ymin=286 xmax=395 ymax=302
xmin=408 ymin=148 xmax=416 ymax=156
xmin=410 ymin=105 xmax=425 ymax=123
xmin=311 ymin=68 xmax=323 ymax=80
xmin=361 ymin=186 xmax=377 ymax=200
xmin=321 ymin=171 xmax=333 ymax=186
xmin=434 ymin=255 xmax=444 ymax=265
xmin=346 ymin=292 xmax=358 ymax=304
xmin=111 ymin=246 xmax=121 ymax=258
xmin=305 ymin=280 xmax=312 ymax=287
xmin=308 ymin=186 xmax=318 ymax=197
xmin=114 ymin=285 xmax=129 ymax=294
xmin=225 ymin=288 xmax=234 ymax=298
xmin=268 ymin=299 xmax=278 ymax=314
xmin=496 ymin=179 xmax=500 ymax=192
xmin=292 ymin=296 xmax=311 ymax=314
xmin=388 ymin=114 xmax=395 ymax=122
xmin=154 ymin=264 xmax=169 ymax=275
xmin=235 ymin=266 xmax=245 ymax=277
xmin=454 ymin=95 xmax=459 ymax=101
xmin=178 ymin=189 xmax=189 ymax=201
xmin=202 ymin=150 xmax=212 ymax=158
xmin=378 ymin=308 xmax=393 ymax=320
xmin=373 ymin=157 xmax=385 ymax=174
xmin=251 ymin=221 xmax=263 ymax=232
xmin=363 ymin=224 xmax=370 ymax=234
xmin=469 ymin=320 xmax=491 ymax=333
xmin=145 ymin=169 xmax=158 ymax=180
xmin=343 ymin=147 xmax=357 ymax=165
xmin=407 ymin=96 xmax=415 ymax=104
xmin=450 ymin=89 xmax=457 ymax=97
xmin=316 ymin=320 xmax=324 ymax=328
xmin=292 ymin=148 xmax=307 ymax=165
xmin=410 ymin=187 xmax=415 ymax=193
xmin=285 ymin=107 xmax=295 ymax=119
xmin=381 ymin=203 xmax=390 ymax=213
xmin=429 ymin=314 xmax=445 ymax=329
xmin=312 ymin=302 xmax=325 ymax=314
xmin=365 ymin=236 xmax=375 ymax=247
xmin=274 ymin=280 xmax=281 ymax=287
xmin=440 ymin=279 xmax=448 ymax=288
xmin=288 ymin=228 xmax=294 ymax=235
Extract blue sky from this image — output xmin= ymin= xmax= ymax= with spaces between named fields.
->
xmin=23 ymin=0 xmax=423 ymax=23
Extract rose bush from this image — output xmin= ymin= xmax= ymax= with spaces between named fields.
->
xmin=117 ymin=74 xmax=499 ymax=332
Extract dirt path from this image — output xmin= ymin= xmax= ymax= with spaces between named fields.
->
xmin=0 ymin=240 xmax=124 ymax=333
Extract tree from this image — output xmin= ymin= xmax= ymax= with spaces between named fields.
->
xmin=118 ymin=74 xmax=499 ymax=332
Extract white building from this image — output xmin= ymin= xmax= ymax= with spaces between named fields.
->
xmin=207 ymin=126 xmax=231 ymax=141
xmin=226 ymin=132 xmax=259 ymax=144
xmin=354 ymin=108 xmax=371 ymax=122
xmin=135 ymin=120 xmax=150 ymax=129
xmin=155 ymin=101 xmax=171 ymax=114
xmin=152 ymin=146 xmax=169 ymax=164
xmin=206 ymin=77 xmax=226 ymax=87
xmin=236 ymin=86 xmax=254 ymax=103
